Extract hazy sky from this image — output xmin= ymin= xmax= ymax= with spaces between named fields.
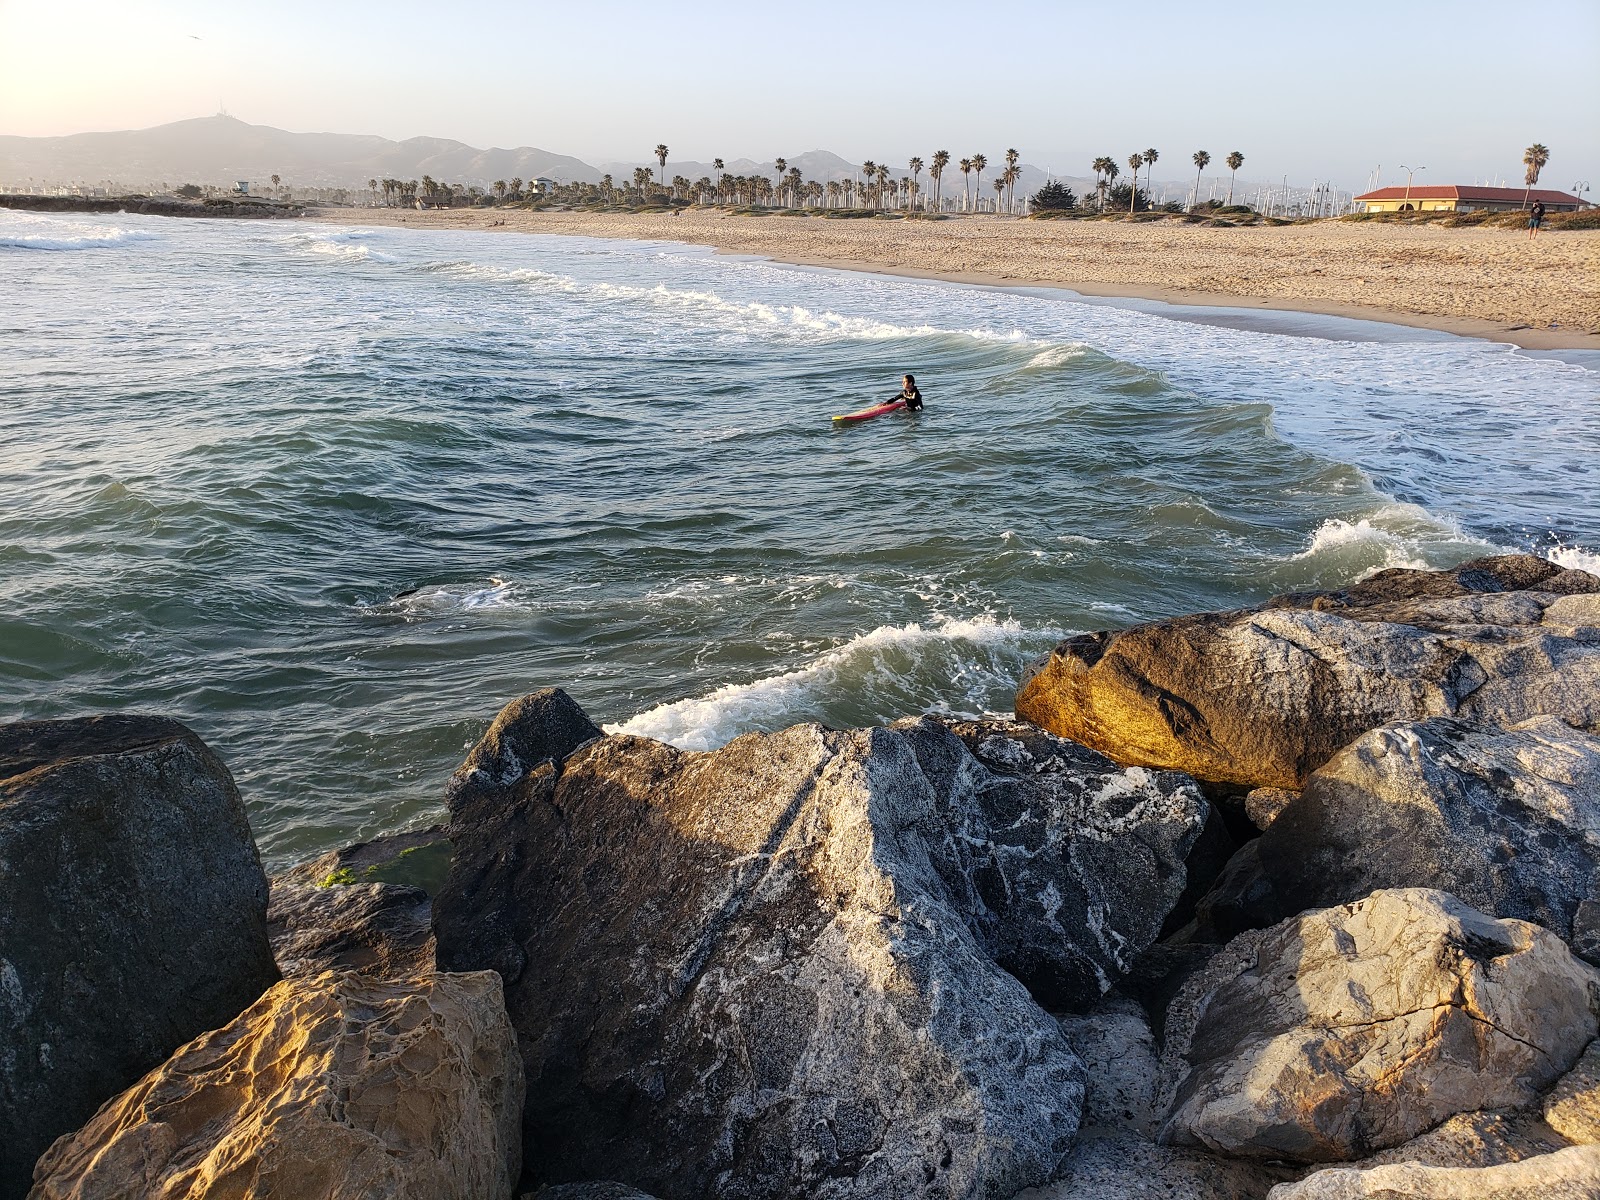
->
xmin=3 ymin=0 xmax=1597 ymax=192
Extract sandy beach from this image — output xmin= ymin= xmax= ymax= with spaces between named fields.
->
xmin=313 ymin=207 xmax=1600 ymax=352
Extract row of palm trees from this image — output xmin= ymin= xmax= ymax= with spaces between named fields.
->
xmin=634 ymin=145 xmax=1028 ymax=213
xmin=1087 ymin=150 xmax=1247 ymax=213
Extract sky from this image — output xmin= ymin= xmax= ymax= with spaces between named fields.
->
xmin=2 ymin=0 xmax=1597 ymax=194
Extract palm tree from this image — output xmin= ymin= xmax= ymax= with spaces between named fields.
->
xmin=1522 ymin=143 xmax=1550 ymax=209
xmin=655 ymin=144 xmax=669 ymax=193
xmin=1004 ymin=148 xmax=1020 ymax=211
xmin=1191 ymin=150 xmax=1211 ymax=211
xmin=1143 ymin=148 xmax=1159 ymax=200
xmin=774 ymin=158 xmax=788 ymax=206
xmin=971 ymin=154 xmax=988 ymax=210
xmin=861 ymin=160 xmax=876 ymax=208
xmin=787 ymin=167 xmax=803 ymax=209
xmin=1128 ymin=153 xmax=1144 ymax=214
xmin=367 ymin=178 xmax=378 ymax=206
xmin=959 ymin=158 xmax=973 ymax=211
xmin=908 ymin=157 xmax=924 ymax=210
xmin=493 ymin=179 xmax=507 ymax=202
xmin=876 ymin=162 xmax=890 ymax=209
xmin=713 ymin=158 xmax=725 ymax=200
xmin=510 ymin=177 xmax=523 ymax=200
xmin=930 ymin=150 xmax=950 ymax=213
xmin=420 ymin=174 xmax=436 ymax=204
xmin=1225 ymin=152 xmax=1244 ymax=206
xmin=1091 ymin=157 xmax=1111 ymax=208
xmin=1103 ymin=160 xmax=1120 ymax=210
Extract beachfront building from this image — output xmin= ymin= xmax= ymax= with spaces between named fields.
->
xmin=1354 ymin=185 xmax=1586 ymax=213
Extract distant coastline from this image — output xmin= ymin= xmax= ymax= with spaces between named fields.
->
xmin=308 ymin=206 xmax=1600 ymax=354
xmin=1 ymin=193 xmax=301 ymax=220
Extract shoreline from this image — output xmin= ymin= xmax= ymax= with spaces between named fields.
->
xmin=308 ymin=206 xmax=1600 ymax=353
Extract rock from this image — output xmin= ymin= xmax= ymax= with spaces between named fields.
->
xmin=1265 ymin=1145 xmax=1600 ymax=1199
xmin=1545 ymin=1039 xmax=1600 ymax=1143
xmin=1159 ymin=889 xmax=1600 ymax=1163
xmin=1056 ymin=994 xmax=1161 ymax=1138
xmin=1235 ymin=716 xmax=1600 ymax=944
xmin=268 ymin=881 xmax=434 ymax=979
xmin=273 ymin=824 xmax=452 ymax=894
xmin=528 ymin=1187 xmax=661 ymax=1200
xmin=1245 ymin=787 xmax=1299 ymax=830
xmin=1015 ymin=1135 xmax=1300 ymax=1200
xmin=1355 ymin=1109 xmax=1570 ymax=1168
xmin=895 ymin=717 xmax=1210 ymax=1008
xmin=0 ymin=715 xmax=277 ymax=1198
xmin=1573 ymin=901 xmax=1600 ymax=967
xmin=435 ymin=696 xmax=1208 ymax=1198
xmin=1016 ymin=555 xmax=1600 ymax=790
xmin=29 ymin=970 xmax=522 ymax=1200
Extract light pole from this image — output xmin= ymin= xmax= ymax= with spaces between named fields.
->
xmin=1399 ymin=164 xmax=1426 ymax=212
xmin=1573 ymin=181 xmax=1591 ymax=210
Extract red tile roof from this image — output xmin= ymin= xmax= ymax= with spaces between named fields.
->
xmin=1354 ymin=185 xmax=1582 ymax=204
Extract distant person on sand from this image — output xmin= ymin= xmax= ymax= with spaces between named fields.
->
xmin=893 ymin=374 xmax=923 ymax=412
xmin=1528 ymin=200 xmax=1546 ymax=239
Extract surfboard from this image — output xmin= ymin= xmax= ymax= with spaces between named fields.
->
xmin=832 ymin=400 xmax=907 ymax=423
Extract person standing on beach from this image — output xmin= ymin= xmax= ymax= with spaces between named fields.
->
xmin=892 ymin=374 xmax=923 ymax=412
xmin=1528 ymin=200 xmax=1546 ymax=239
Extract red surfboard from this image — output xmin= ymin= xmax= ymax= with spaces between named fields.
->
xmin=832 ymin=400 xmax=907 ymax=423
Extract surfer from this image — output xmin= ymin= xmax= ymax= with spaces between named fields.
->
xmin=894 ymin=374 xmax=924 ymax=412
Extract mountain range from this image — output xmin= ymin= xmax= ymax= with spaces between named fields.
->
xmin=0 ymin=115 xmax=1134 ymax=201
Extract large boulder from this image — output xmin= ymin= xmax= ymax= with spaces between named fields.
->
xmin=0 ymin=715 xmax=278 ymax=1198
xmin=29 ymin=970 xmax=523 ymax=1200
xmin=435 ymin=691 xmax=1209 ymax=1199
xmin=1545 ymin=1039 xmax=1600 ymax=1144
xmin=1016 ymin=556 xmax=1600 ymax=790
xmin=1265 ymin=1145 xmax=1600 ymax=1199
xmin=268 ymin=881 xmax=435 ymax=979
xmin=1226 ymin=715 xmax=1600 ymax=946
xmin=1158 ymin=889 xmax=1600 ymax=1163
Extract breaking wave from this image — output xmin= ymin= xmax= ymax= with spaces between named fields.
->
xmin=608 ymin=615 xmax=1064 ymax=751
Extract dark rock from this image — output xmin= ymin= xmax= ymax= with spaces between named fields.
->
xmin=1016 ymin=556 xmax=1600 ymax=790
xmin=268 ymin=881 xmax=434 ymax=979
xmin=528 ymin=1187 xmax=661 ymax=1200
xmin=1017 ymin=1135 xmax=1302 ymax=1200
xmin=0 ymin=715 xmax=277 ymax=1198
xmin=1234 ymin=715 xmax=1600 ymax=943
xmin=1245 ymin=787 xmax=1299 ymax=830
xmin=435 ymin=695 xmax=1208 ymax=1199
xmin=274 ymin=825 xmax=452 ymax=894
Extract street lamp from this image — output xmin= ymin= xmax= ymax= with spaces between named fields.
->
xmin=1573 ymin=181 xmax=1591 ymax=209
xmin=1399 ymin=164 xmax=1426 ymax=212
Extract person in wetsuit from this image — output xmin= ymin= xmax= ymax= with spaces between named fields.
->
xmin=894 ymin=374 xmax=924 ymax=412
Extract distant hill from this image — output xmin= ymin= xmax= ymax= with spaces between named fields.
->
xmin=0 ymin=115 xmax=1166 ymax=205
xmin=0 ymin=115 xmax=603 ymax=190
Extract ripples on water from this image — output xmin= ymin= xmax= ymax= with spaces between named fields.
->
xmin=3 ymin=209 xmax=1597 ymax=865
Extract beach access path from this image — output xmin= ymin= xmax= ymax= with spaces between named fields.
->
xmin=313 ymin=207 xmax=1600 ymax=352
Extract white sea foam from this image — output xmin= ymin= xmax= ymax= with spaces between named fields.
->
xmin=1548 ymin=545 xmax=1600 ymax=576
xmin=286 ymin=231 xmax=398 ymax=262
xmin=607 ymin=615 xmax=1061 ymax=751
xmin=0 ymin=212 xmax=160 ymax=251
xmin=1287 ymin=504 xmax=1492 ymax=576
xmin=369 ymin=578 xmax=517 ymax=615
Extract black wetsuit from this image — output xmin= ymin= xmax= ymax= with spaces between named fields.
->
xmin=897 ymin=385 xmax=923 ymax=412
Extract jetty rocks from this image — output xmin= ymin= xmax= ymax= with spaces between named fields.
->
xmin=0 ymin=716 xmax=277 ymax=1197
xmin=434 ymin=695 xmax=1207 ymax=1198
xmin=1016 ymin=553 xmax=1600 ymax=790
xmin=8 ymin=552 xmax=1600 ymax=1199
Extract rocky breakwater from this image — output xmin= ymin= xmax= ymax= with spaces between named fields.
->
xmin=0 ymin=716 xmax=279 ymax=1197
xmin=432 ymin=690 xmax=1212 ymax=1198
xmin=1012 ymin=553 xmax=1600 ymax=1197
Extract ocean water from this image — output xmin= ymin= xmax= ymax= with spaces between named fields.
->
xmin=4 ymin=208 xmax=1597 ymax=867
